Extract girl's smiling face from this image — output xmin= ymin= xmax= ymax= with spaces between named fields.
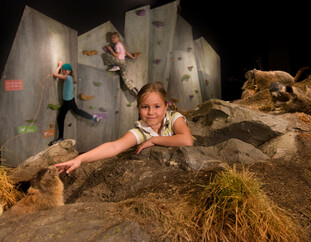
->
xmin=139 ymin=92 xmax=168 ymax=133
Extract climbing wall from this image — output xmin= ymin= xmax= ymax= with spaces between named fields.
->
xmin=167 ymin=16 xmax=202 ymax=110
xmin=194 ymin=37 xmax=221 ymax=100
xmin=76 ymin=64 xmax=120 ymax=151
xmin=77 ymin=21 xmax=125 ymax=148
xmin=148 ymin=1 xmax=180 ymax=89
xmin=117 ymin=5 xmax=150 ymax=137
xmin=0 ymin=6 xmax=77 ymax=167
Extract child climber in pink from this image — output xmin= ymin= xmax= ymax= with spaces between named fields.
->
xmin=103 ymin=32 xmax=139 ymax=95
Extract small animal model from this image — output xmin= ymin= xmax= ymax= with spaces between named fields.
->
xmin=243 ymin=69 xmax=294 ymax=92
xmin=8 ymin=166 xmax=64 ymax=216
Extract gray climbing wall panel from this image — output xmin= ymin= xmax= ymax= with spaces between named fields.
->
xmin=148 ymin=1 xmax=179 ymax=89
xmin=0 ymin=6 xmax=77 ymax=167
xmin=194 ymin=37 xmax=221 ymax=101
xmin=78 ymin=21 xmax=123 ymax=71
xmin=117 ymin=5 xmax=150 ymax=137
xmin=167 ymin=16 xmax=201 ymax=110
xmin=76 ymin=64 xmax=120 ymax=151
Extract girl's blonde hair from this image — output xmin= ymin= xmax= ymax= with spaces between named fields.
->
xmin=137 ymin=83 xmax=168 ymax=108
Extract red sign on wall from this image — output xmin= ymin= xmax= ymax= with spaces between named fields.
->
xmin=5 ymin=80 xmax=24 ymax=91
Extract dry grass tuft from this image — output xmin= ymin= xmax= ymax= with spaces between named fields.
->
xmin=195 ymin=166 xmax=302 ymax=241
xmin=118 ymin=192 xmax=198 ymax=241
xmin=0 ymin=165 xmax=24 ymax=211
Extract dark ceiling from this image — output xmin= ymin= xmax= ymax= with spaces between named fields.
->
xmin=1 ymin=0 xmax=310 ymax=100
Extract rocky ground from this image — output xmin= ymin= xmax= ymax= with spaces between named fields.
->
xmin=1 ymin=99 xmax=311 ymax=241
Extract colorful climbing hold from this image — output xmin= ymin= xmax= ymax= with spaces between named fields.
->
xmin=171 ymin=98 xmax=179 ymax=103
xmin=93 ymin=81 xmax=102 ymax=87
xmin=127 ymin=103 xmax=132 ymax=107
xmin=181 ymin=74 xmax=191 ymax=82
xmin=152 ymin=21 xmax=165 ymax=28
xmin=154 ymin=59 xmax=161 ymax=65
xmin=187 ymin=66 xmax=194 ymax=71
xmin=195 ymin=90 xmax=199 ymax=94
xmin=205 ymin=78 xmax=210 ymax=85
xmin=178 ymin=57 xmax=182 ymax=61
xmin=136 ymin=9 xmax=146 ymax=16
xmin=99 ymin=107 xmax=107 ymax=112
xmin=189 ymin=94 xmax=194 ymax=99
xmin=89 ymin=106 xmax=96 ymax=110
xmin=94 ymin=113 xmax=108 ymax=120
xmin=80 ymin=93 xmax=95 ymax=101
xmin=47 ymin=104 xmax=61 ymax=110
xmin=82 ymin=50 xmax=98 ymax=56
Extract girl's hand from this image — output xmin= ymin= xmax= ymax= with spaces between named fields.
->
xmin=136 ymin=138 xmax=155 ymax=154
xmin=54 ymin=157 xmax=81 ymax=174
xmin=58 ymin=61 xmax=63 ymax=67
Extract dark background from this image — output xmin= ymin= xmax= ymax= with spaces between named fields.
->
xmin=1 ymin=0 xmax=310 ymax=100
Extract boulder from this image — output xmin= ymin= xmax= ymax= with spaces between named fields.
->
xmin=188 ymin=99 xmax=288 ymax=147
xmin=11 ymin=139 xmax=78 ymax=183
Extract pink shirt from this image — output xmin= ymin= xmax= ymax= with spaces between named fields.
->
xmin=114 ymin=42 xmax=125 ymax=60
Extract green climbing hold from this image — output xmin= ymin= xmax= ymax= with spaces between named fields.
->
xmin=47 ymin=104 xmax=61 ymax=110
xmin=93 ymin=81 xmax=102 ymax=87
xmin=126 ymin=103 xmax=132 ymax=107
xmin=89 ymin=106 xmax=96 ymax=109
xmin=181 ymin=74 xmax=190 ymax=81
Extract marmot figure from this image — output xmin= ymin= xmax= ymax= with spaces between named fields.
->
xmin=243 ymin=69 xmax=295 ymax=92
xmin=9 ymin=166 xmax=64 ymax=215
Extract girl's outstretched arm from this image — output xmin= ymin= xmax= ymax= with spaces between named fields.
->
xmin=136 ymin=117 xmax=193 ymax=154
xmin=55 ymin=132 xmax=137 ymax=174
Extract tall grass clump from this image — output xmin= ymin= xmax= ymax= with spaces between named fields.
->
xmin=0 ymin=165 xmax=24 ymax=211
xmin=195 ymin=167 xmax=302 ymax=241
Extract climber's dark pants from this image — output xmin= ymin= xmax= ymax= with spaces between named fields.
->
xmin=57 ymin=98 xmax=92 ymax=139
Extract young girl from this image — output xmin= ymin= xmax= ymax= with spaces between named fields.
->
xmin=103 ymin=32 xmax=139 ymax=95
xmin=55 ymin=83 xmax=193 ymax=174
xmin=49 ymin=61 xmax=100 ymax=145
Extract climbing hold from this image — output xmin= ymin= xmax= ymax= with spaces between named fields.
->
xmin=187 ymin=66 xmax=194 ymax=71
xmin=154 ymin=59 xmax=161 ymax=65
xmin=93 ymin=81 xmax=102 ymax=87
xmin=49 ymin=124 xmax=54 ymax=128
xmin=82 ymin=50 xmax=98 ymax=56
xmin=89 ymin=106 xmax=96 ymax=110
xmin=136 ymin=9 xmax=146 ymax=16
xmin=195 ymin=90 xmax=199 ymax=94
xmin=94 ymin=113 xmax=108 ymax=120
xmin=67 ymin=123 xmax=72 ymax=127
xmin=181 ymin=74 xmax=191 ymax=82
xmin=99 ymin=107 xmax=107 ymax=112
xmin=152 ymin=21 xmax=165 ymax=28
xmin=127 ymin=103 xmax=132 ymax=107
xmin=187 ymin=47 xmax=192 ymax=52
xmin=189 ymin=94 xmax=194 ymax=99
xmin=178 ymin=57 xmax=182 ymax=61
xmin=205 ymin=78 xmax=210 ymax=85
xmin=47 ymin=104 xmax=61 ymax=110
xmin=157 ymin=41 xmax=162 ymax=45
xmin=171 ymin=98 xmax=179 ymax=103
xmin=80 ymin=93 xmax=95 ymax=101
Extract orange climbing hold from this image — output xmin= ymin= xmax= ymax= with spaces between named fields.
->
xmin=80 ymin=93 xmax=95 ymax=101
xmin=82 ymin=50 xmax=98 ymax=56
